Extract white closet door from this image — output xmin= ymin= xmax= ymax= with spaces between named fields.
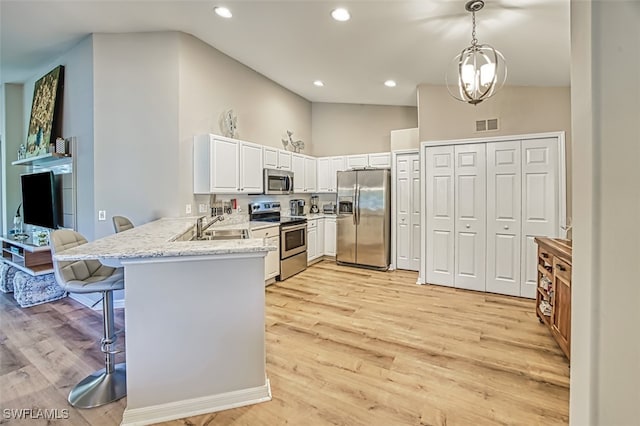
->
xmin=426 ymin=146 xmax=455 ymax=286
xmin=396 ymin=153 xmax=420 ymax=271
xmin=521 ymin=138 xmax=558 ymax=298
xmin=454 ymin=144 xmax=486 ymax=292
xmin=486 ymin=141 xmax=522 ymax=296
xmin=396 ymin=154 xmax=412 ymax=270
xmin=410 ymin=155 xmax=422 ymax=270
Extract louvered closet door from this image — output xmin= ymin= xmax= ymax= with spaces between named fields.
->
xmin=425 ymin=146 xmax=455 ymax=286
xmin=454 ymin=144 xmax=486 ymax=292
xmin=486 ymin=141 xmax=522 ymax=296
xmin=521 ymin=138 xmax=558 ymax=298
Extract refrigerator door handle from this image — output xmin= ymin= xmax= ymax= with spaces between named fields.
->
xmin=355 ymin=186 xmax=360 ymax=225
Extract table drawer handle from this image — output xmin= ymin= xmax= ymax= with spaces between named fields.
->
xmin=556 ymin=264 xmax=566 ymax=272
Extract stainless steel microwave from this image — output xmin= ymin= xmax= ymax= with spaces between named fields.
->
xmin=264 ymin=169 xmax=293 ymax=195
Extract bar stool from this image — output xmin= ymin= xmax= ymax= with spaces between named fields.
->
xmin=50 ymin=229 xmax=126 ymax=408
xmin=112 ymin=216 xmax=134 ymax=233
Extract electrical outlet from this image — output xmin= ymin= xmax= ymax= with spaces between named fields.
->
xmin=98 ymin=210 xmax=106 ymax=221
xmin=185 ymin=204 xmax=192 ymax=214
xmin=198 ymin=204 xmax=207 ymax=213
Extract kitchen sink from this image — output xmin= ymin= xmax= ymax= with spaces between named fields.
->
xmin=172 ymin=227 xmax=250 ymax=242
xmin=199 ymin=229 xmax=249 ymax=240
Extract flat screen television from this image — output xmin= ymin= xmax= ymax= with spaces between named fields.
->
xmin=21 ymin=171 xmax=61 ymax=229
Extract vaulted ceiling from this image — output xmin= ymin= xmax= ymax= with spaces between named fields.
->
xmin=0 ymin=0 xmax=570 ymax=106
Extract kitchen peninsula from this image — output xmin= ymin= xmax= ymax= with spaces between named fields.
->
xmin=53 ymin=217 xmax=276 ymax=425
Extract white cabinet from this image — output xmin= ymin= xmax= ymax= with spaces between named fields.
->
xmin=346 ymin=152 xmax=391 ymax=169
xmin=424 ymin=136 xmax=561 ymax=298
xmin=395 ymin=152 xmax=421 ymax=271
xmin=193 ymin=134 xmax=263 ymax=194
xmin=263 ymin=147 xmax=292 ymax=171
xmin=324 ymin=217 xmax=336 ymax=256
xmin=240 ymin=142 xmax=264 ymax=193
xmin=292 ymin=154 xmax=305 ymax=193
xmin=368 ymin=152 xmax=392 ymax=168
xmin=346 ymin=154 xmax=368 ymax=169
xmin=317 ymin=156 xmax=346 ymax=193
xmin=304 ymin=157 xmax=317 ymax=192
xmin=307 ymin=219 xmax=318 ymax=262
xmin=251 ymin=225 xmax=280 ymax=283
xmin=292 ymin=154 xmax=317 ymax=193
xmin=317 ymin=217 xmax=325 ymax=257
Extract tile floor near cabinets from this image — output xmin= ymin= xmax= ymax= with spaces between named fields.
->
xmin=0 ymin=261 xmax=569 ymax=425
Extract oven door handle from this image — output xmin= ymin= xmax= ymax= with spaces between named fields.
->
xmin=281 ymin=223 xmax=307 ymax=233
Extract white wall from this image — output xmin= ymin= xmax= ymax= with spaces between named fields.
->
xmin=570 ymin=1 xmax=640 ymax=424
xmin=93 ymin=32 xmax=181 ymax=239
xmin=8 ymin=36 xmax=95 ymax=237
xmin=1 ymin=83 xmax=24 ymax=233
xmin=311 ymin=103 xmax=417 ymax=156
xmin=177 ymin=33 xmax=312 ymax=216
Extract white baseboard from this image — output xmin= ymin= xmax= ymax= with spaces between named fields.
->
xmin=68 ymin=293 xmax=125 ymax=310
xmin=121 ymin=379 xmax=272 ymax=426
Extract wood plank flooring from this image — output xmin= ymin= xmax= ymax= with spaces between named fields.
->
xmin=0 ymin=261 xmax=569 ymax=425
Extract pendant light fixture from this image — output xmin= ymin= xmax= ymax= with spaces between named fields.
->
xmin=445 ymin=0 xmax=507 ymax=105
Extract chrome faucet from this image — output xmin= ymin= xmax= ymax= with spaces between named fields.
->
xmin=196 ymin=215 xmax=225 ymax=239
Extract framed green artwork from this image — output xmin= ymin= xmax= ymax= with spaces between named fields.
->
xmin=26 ymin=65 xmax=65 ymax=157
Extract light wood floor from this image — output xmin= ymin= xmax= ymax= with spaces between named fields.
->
xmin=0 ymin=261 xmax=569 ymax=425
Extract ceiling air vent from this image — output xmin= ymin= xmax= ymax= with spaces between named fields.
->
xmin=475 ymin=118 xmax=499 ymax=132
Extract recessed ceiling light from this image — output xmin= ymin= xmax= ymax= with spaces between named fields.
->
xmin=331 ymin=8 xmax=351 ymax=22
xmin=384 ymin=80 xmax=397 ymax=87
xmin=214 ymin=6 xmax=232 ymax=18
xmin=313 ymin=80 xmax=324 ymax=87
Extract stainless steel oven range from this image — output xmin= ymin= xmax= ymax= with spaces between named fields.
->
xmin=248 ymin=201 xmax=307 ymax=280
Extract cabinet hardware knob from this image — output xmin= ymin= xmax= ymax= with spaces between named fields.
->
xmin=466 ymin=224 xmax=470 ymax=228
xmin=556 ymin=264 xmax=566 ymax=271
xmin=504 ymin=225 xmax=509 ymax=230
xmin=541 ymin=253 xmax=549 ymax=258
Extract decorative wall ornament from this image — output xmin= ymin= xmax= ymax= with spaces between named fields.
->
xmin=219 ymin=109 xmax=238 ymax=138
xmin=281 ymin=130 xmax=305 ymax=153
xmin=26 ymin=65 xmax=65 ymax=157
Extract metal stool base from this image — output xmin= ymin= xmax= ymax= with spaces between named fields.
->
xmin=68 ymin=363 xmax=127 ymax=408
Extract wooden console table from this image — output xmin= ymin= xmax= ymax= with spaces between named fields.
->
xmin=1 ymin=235 xmax=53 ymax=276
xmin=534 ymin=237 xmax=572 ymax=360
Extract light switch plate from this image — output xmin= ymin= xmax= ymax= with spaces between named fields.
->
xmin=185 ymin=204 xmax=192 ymax=214
xmin=98 ymin=210 xmax=106 ymax=221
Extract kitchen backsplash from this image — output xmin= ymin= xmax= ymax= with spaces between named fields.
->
xmin=193 ymin=193 xmax=338 ymax=218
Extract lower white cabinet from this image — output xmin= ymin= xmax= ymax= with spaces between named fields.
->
xmin=251 ymin=226 xmax=280 ymax=283
xmin=307 ymin=219 xmax=318 ymax=262
xmin=307 ymin=216 xmax=336 ymax=263
xmin=325 ymin=217 xmax=336 ymax=256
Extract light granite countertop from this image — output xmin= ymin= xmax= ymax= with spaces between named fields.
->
xmin=53 ymin=217 xmax=277 ymax=261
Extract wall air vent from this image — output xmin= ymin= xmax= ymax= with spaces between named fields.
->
xmin=475 ymin=118 xmax=499 ymax=132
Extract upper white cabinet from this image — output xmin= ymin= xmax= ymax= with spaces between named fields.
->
xmin=368 ymin=152 xmax=392 ymax=168
xmin=346 ymin=154 xmax=368 ymax=169
xmin=317 ymin=156 xmax=346 ymax=193
xmin=304 ymin=156 xmax=317 ymax=193
xmin=292 ymin=153 xmax=317 ymax=193
xmin=346 ymin=152 xmax=391 ymax=169
xmin=194 ymin=134 xmax=263 ymax=194
xmin=263 ymin=147 xmax=292 ymax=171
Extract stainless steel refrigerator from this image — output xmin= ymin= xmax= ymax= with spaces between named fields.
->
xmin=336 ymin=169 xmax=391 ymax=270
